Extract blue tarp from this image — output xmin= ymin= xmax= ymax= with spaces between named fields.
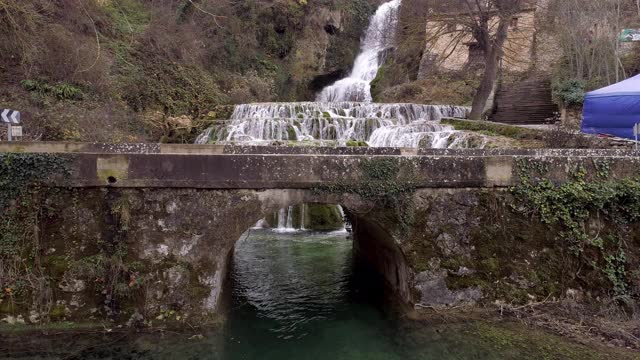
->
xmin=582 ymin=74 xmax=640 ymax=139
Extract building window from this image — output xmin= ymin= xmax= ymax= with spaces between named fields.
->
xmin=510 ymin=17 xmax=519 ymax=29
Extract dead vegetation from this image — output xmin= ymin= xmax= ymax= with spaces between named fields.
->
xmin=0 ymin=0 xmax=374 ymax=143
xmin=498 ymin=298 xmax=640 ymax=351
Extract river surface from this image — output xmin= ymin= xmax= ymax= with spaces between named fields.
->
xmin=0 ymin=229 xmax=629 ymax=359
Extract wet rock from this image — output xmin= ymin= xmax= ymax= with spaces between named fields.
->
xmin=59 ymin=279 xmax=86 ymax=293
xmin=126 ymin=311 xmax=144 ymax=328
xmin=2 ymin=315 xmax=25 ymax=325
xmin=414 ymin=270 xmax=483 ymax=308
xmin=29 ymin=311 xmax=40 ymax=324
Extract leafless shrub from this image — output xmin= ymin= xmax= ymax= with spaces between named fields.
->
xmin=222 ymin=71 xmax=277 ymax=104
xmin=141 ymin=5 xmax=208 ymax=67
xmin=542 ymin=123 xmax=604 ymax=149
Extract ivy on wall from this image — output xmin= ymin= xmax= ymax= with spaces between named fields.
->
xmin=512 ymin=158 xmax=640 ymax=298
xmin=313 ymin=158 xmax=419 ymax=233
xmin=0 ymin=153 xmax=72 ymax=317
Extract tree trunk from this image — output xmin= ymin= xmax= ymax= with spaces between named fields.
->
xmin=469 ymin=18 xmax=510 ymax=120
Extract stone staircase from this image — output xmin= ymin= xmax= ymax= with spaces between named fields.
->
xmin=490 ymin=77 xmax=558 ymax=125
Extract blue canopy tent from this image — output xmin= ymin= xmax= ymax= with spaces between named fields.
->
xmin=582 ymin=74 xmax=640 ymax=139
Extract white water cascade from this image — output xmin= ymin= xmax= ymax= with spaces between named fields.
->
xmin=275 ymin=206 xmax=297 ymax=232
xmin=286 ymin=206 xmax=294 ymax=230
xmin=277 ymin=208 xmax=287 ymax=229
xmin=300 ymin=203 xmax=306 ymax=231
xmin=195 ymin=102 xmax=470 ymax=147
xmin=316 ymin=0 xmax=401 ymax=102
xmin=336 ymin=205 xmax=349 ymax=233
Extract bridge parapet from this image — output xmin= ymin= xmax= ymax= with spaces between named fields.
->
xmin=1 ymin=142 xmax=640 ymax=189
xmin=2 ymin=141 xmax=640 ymax=157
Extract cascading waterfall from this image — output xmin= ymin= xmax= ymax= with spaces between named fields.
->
xmin=316 ymin=0 xmax=401 ymax=103
xmin=195 ymin=102 xmax=471 ymax=148
xmin=300 ymin=203 xmax=306 ymax=231
xmin=286 ymin=206 xmax=294 ymax=230
xmin=336 ymin=205 xmax=348 ymax=233
xmin=277 ymin=208 xmax=287 ymax=230
xmin=275 ymin=206 xmax=296 ymax=232
xmin=194 ymin=0 xmax=480 ymax=149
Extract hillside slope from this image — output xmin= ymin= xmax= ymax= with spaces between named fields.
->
xmin=0 ymin=0 xmax=375 ymax=142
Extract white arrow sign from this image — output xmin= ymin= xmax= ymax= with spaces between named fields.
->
xmin=1 ymin=109 xmax=20 ymax=124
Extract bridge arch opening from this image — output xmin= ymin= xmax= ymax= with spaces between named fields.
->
xmin=222 ymin=199 xmax=412 ymax=352
xmin=219 ymin=194 xmax=415 ymax=316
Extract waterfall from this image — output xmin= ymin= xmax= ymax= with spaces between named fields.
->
xmin=368 ymin=120 xmax=455 ymax=148
xmin=336 ymin=205 xmax=348 ymax=233
xmin=275 ymin=206 xmax=297 ymax=232
xmin=194 ymin=0 xmax=481 ymax=149
xmin=277 ymin=208 xmax=287 ymax=230
xmin=316 ymin=0 xmax=401 ymax=102
xmin=300 ymin=203 xmax=306 ymax=230
xmin=286 ymin=206 xmax=294 ymax=230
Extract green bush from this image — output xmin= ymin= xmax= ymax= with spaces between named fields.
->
xmin=552 ymin=78 xmax=586 ymax=107
xmin=20 ymin=80 xmax=84 ymax=100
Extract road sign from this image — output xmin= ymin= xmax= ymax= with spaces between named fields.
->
xmin=620 ymin=29 xmax=640 ymax=43
xmin=10 ymin=126 xmax=22 ymax=137
xmin=1 ymin=109 xmax=20 ymax=124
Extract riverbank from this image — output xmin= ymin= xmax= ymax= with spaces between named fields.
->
xmin=1 ymin=314 xmax=637 ymax=359
xmin=412 ymin=302 xmax=639 ymax=357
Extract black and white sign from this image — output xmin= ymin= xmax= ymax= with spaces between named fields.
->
xmin=1 ymin=109 xmax=20 ymax=124
xmin=10 ymin=126 xmax=22 ymax=137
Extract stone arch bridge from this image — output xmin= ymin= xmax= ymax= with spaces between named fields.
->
xmin=2 ymin=142 xmax=639 ymax=322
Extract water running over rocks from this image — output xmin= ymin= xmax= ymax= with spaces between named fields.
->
xmin=195 ymin=102 xmax=471 ymax=148
xmin=316 ymin=0 xmax=401 ymax=102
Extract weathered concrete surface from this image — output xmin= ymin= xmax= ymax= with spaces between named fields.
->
xmin=2 ymin=141 xmax=640 ymax=156
xmin=2 ymin=143 xmax=640 ymax=189
xmin=3 ymin=143 xmax=640 ymax=324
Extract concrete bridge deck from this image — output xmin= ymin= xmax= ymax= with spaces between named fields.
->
xmin=1 ymin=142 xmax=640 ymax=189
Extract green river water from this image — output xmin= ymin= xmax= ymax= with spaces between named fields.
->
xmin=0 ymin=229 xmax=633 ymax=359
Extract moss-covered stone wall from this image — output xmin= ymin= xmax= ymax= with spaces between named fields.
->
xmin=3 ymin=151 xmax=640 ymax=326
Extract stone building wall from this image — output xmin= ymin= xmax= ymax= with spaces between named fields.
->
xmin=422 ymin=8 xmax=536 ymax=74
xmin=418 ymin=0 xmax=563 ymax=77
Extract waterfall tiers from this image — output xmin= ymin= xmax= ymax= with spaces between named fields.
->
xmin=195 ymin=0 xmax=476 ymax=150
xmin=316 ymin=0 xmax=401 ymax=103
xmin=196 ymin=102 xmax=472 ymax=148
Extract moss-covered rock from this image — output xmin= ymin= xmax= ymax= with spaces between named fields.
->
xmin=346 ymin=140 xmax=369 ymax=147
xmin=305 ymin=204 xmax=344 ymax=231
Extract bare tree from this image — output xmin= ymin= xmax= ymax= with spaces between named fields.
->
xmin=544 ymin=0 xmax=630 ymax=85
xmin=426 ymin=0 xmax=526 ymax=120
